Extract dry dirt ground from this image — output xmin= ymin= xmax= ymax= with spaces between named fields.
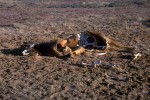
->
xmin=0 ymin=0 xmax=150 ymax=99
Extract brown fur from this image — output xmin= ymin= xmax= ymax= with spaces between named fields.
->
xmin=57 ymin=31 xmax=134 ymax=57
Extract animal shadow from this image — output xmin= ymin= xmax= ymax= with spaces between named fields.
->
xmin=1 ymin=44 xmax=71 ymax=60
xmin=1 ymin=45 xmax=27 ymax=56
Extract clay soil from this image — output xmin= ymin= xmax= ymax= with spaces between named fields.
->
xmin=0 ymin=0 xmax=150 ymax=99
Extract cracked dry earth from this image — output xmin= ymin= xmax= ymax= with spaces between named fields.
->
xmin=0 ymin=0 xmax=150 ymax=100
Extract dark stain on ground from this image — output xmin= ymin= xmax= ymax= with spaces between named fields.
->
xmin=142 ymin=19 xmax=150 ymax=28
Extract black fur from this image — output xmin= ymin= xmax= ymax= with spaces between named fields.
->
xmin=28 ymin=40 xmax=58 ymax=56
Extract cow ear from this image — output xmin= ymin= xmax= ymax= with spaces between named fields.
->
xmin=59 ymin=40 xmax=67 ymax=47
